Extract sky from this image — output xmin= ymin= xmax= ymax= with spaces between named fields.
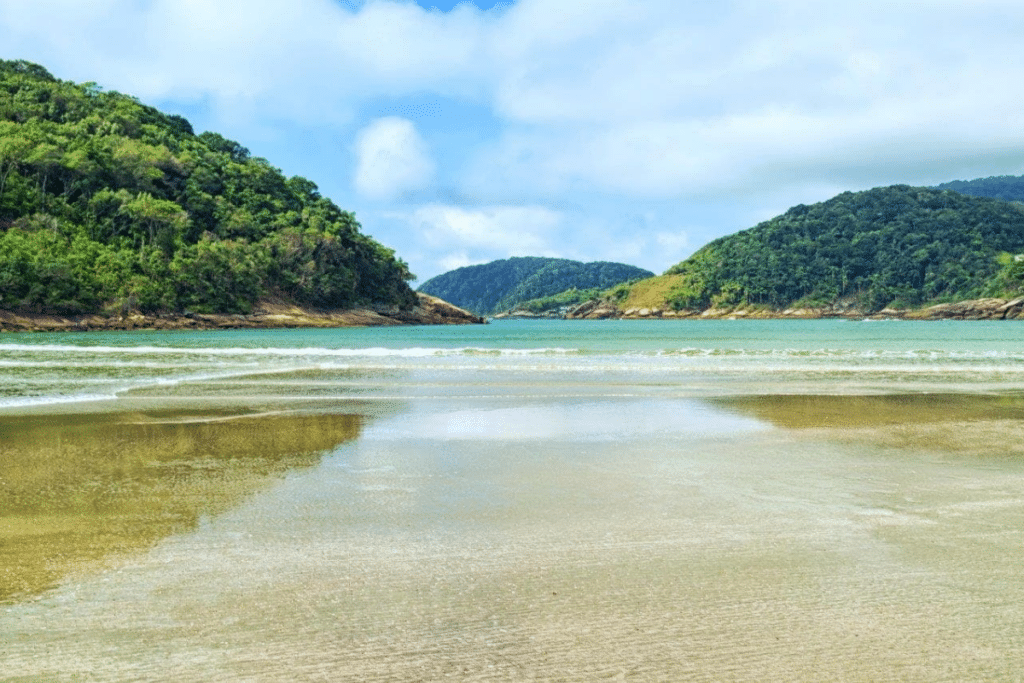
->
xmin=2 ymin=0 xmax=1024 ymax=283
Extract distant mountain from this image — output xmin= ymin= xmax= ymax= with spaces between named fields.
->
xmin=934 ymin=174 xmax=1024 ymax=202
xmin=417 ymin=257 xmax=654 ymax=315
xmin=603 ymin=185 xmax=1024 ymax=316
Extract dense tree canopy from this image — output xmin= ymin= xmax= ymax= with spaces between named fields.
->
xmin=0 ymin=59 xmax=416 ymax=315
xmin=663 ymin=185 xmax=1024 ymax=312
xmin=418 ymin=257 xmax=654 ymax=315
xmin=934 ymin=174 xmax=1024 ymax=203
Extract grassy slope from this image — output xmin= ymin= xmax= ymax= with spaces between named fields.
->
xmin=616 ymin=274 xmax=687 ymax=310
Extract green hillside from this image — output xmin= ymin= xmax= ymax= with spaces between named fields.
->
xmin=417 ymin=257 xmax=654 ymax=315
xmin=0 ymin=59 xmax=416 ymax=316
xmin=650 ymin=185 xmax=1024 ymax=313
xmin=934 ymin=174 xmax=1024 ymax=202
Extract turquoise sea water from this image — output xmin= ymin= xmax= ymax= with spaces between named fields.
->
xmin=3 ymin=320 xmax=1024 ymax=681
xmin=4 ymin=319 xmax=1024 ymax=409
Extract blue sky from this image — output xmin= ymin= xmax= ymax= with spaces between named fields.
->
xmin=2 ymin=0 xmax=1024 ymax=282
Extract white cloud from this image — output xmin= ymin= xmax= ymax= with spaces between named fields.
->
xmin=0 ymin=0 xmax=493 ymax=128
xmin=655 ymin=231 xmax=689 ymax=254
xmin=6 ymin=0 xmax=1024 ymax=198
xmin=353 ymin=117 xmax=435 ymax=200
xmin=376 ymin=203 xmax=566 ymax=280
xmin=5 ymin=0 xmax=1024 ymax=278
xmin=411 ymin=204 xmax=561 ymax=253
xmin=472 ymin=0 xmax=1024 ymax=198
xmin=438 ymin=252 xmax=477 ymax=273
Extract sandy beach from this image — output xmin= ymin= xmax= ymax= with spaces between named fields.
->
xmin=3 ymin=320 xmax=1024 ymax=680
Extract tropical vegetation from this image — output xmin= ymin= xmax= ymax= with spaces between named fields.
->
xmin=0 ymin=59 xmax=416 ymax=316
xmin=417 ymin=257 xmax=653 ymax=315
xmin=504 ymin=287 xmax=608 ymax=315
xmin=934 ymin=174 xmax=1024 ymax=203
xmin=651 ymin=185 xmax=1024 ymax=313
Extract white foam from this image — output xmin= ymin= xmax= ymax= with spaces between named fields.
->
xmin=0 ymin=392 xmax=120 ymax=409
xmin=0 ymin=344 xmax=581 ymax=359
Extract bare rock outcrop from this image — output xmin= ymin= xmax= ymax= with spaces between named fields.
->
xmin=902 ymin=297 xmax=1024 ymax=320
xmin=387 ymin=294 xmax=486 ymax=325
xmin=565 ymin=300 xmax=620 ymax=319
xmin=0 ymin=293 xmax=485 ymax=333
xmin=555 ymin=295 xmax=1024 ymax=322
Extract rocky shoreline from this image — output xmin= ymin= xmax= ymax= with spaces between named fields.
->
xmin=0 ymin=293 xmax=485 ymax=333
xmin=502 ymin=296 xmax=1024 ymax=321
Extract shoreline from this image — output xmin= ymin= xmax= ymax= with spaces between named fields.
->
xmin=0 ymin=293 xmax=485 ymax=333
xmin=516 ymin=295 xmax=1024 ymax=321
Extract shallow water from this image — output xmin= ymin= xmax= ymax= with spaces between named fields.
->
xmin=0 ymin=410 xmax=364 ymax=603
xmin=2 ymin=320 xmax=1024 ymax=680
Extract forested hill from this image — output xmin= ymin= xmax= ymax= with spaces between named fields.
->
xmin=934 ymin=174 xmax=1024 ymax=202
xmin=0 ymin=59 xmax=416 ymax=316
xmin=417 ymin=257 xmax=654 ymax=315
xmin=656 ymin=185 xmax=1024 ymax=313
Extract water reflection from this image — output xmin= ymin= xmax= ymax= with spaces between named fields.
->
xmin=5 ymin=396 xmax=1024 ymax=680
xmin=718 ymin=393 xmax=1024 ymax=456
xmin=0 ymin=410 xmax=363 ymax=602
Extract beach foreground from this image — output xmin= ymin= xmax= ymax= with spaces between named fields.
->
xmin=2 ymin=320 xmax=1023 ymax=681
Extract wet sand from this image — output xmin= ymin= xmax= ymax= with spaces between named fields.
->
xmin=2 ymin=395 xmax=1024 ymax=680
xmin=720 ymin=392 xmax=1024 ymax=456
xmin=0 ymin=410 xmax=363 ymax=602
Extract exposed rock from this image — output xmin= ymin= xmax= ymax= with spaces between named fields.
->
xmin=565 ymin=300 xmax=619 ymax=319
xmin=1000 ymin=297 xmax=1024 ymax=319
xmin=529 ymin=295 xmax=1024 ymax=322
xmin=0 ymin=293 xmax=485 ymax=333
xmin=492 ymin=309 xmax=564 ymax=319
xmin=584 ymin=306 xmax=619 ymax=319
xmin=389 ymin=294 xmax=487 ymax=325
xmin=780 ymin=308 xmax=821 ymax=318
xmin=564 ymin=300 xmax=599 ymax=318
xmin=902 ymin=298 xmax=1018 ymax=320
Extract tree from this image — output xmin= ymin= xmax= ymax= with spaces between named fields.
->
xmin=0 ymin=122 xmax=32 ymax=210
xmin=0 ymin=59 xmax=420 ymax=316
xmin=117 ymin=192 xmax=189 ymax=254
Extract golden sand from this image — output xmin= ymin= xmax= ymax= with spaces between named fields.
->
xmin=0 ymin=410 xmax=362 ymax=602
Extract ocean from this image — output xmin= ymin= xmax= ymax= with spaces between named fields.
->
xmin=2 ymin=319 xmax=1024 ymax=681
